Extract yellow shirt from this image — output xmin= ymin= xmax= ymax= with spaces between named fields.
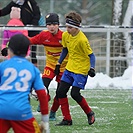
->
xmin=62 ymin=31 xmax=93 ymax=75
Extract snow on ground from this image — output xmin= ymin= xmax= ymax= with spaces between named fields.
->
xmin=49 ymin=66 xmax=132 ymax=89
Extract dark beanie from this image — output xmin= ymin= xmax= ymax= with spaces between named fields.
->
xmin=8 ymin=34 xmax=30 ymax=56
xmin=45 ymin=13 xmax=59 ymax=25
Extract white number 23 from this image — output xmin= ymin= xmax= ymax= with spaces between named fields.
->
xmin=0 ymin=68 xmax=32 ymax=92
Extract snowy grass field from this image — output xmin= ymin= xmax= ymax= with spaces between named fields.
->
xmin=30 ymin=89 xmax=132 ymax=133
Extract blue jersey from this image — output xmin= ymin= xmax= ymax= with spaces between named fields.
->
xmin=0 ymin=56 xmax=45 ymax=120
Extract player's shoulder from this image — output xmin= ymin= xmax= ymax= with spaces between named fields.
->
xmin=79 ymin=31 xmax=88 ymax=40
xmin=63 ymin=31 xmax=69 ymax=36
xmin=38 ymin=30 xmax=49 ymax=39
xmin=21 ymin=60 xmax=41 ymax=77
xmin=56 ymin=29 xmax=63 ymax=38
xmin=0 ymin=58 xmax=16 ymax=72
xmin=0 ymin=59 xmax=8 ymax=67
xmin=41 ymin=30 xmax=52 ymax=36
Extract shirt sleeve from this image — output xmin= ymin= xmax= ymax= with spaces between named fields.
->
xmin=62 ymin=32 xmax=67 ymax=48
xmin=29 ymin=31 xmax=44 ymax=45
xmin=58 ymin=47 xmax=68 ymax=64
xmin=88 ymin=53 xmax=96 ymax=68
xmin=36 ymin=89 xmax=49 ymax=115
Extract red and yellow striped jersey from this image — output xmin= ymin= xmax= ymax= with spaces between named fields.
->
xmin=29 ymin=30 xmax=68 ymax=72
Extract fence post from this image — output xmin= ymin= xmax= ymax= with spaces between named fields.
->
xmin=106 ymin=29 xmax=111 ymax=76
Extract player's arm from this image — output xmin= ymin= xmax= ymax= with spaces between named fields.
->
xmin=36 ymin=89 xmax=49 ymax=133
xmin=54 ymin=47 xmax=68 ymax=75
xmin=33 ymin=67 xmax=49 ymax=133
xmin=29 ymin=31 xmax=62 ymax=47
xmin=88 ymin=53 xmax=96 ymax=77
xmin=28 ymin=32 xmax=42 ymax=45
xmin=82 ymin=39 xmax=96 ymax=77
xmin=88 ymin=53 xmax=95 ymax=69
xmin=58 ymin=47 xmax=68 ymax=64
xmin=36 ymin=89 xmax=48 ymax=115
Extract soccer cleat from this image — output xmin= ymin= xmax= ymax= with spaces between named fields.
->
xmin=49 ymin=111 xmax=56 ymax=121
xmin=37 ymin=105 xmax=40 ymax=112
xmin=55 ymin=119 xmax=72 ymax=126
xmin=87 ymin=111 xmax=95 ymax=125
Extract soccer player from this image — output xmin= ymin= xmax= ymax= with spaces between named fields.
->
xmin=0 ymin=34 xmax=49 ymax=133
xmin=54 ymin=11 xmax=96 ymax=126
xmin=29 ymin=13 xmax=68 ymax=120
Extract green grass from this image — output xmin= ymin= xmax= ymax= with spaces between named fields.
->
xmin=10 ymin=89 xmax=133 ymax=133
xmin=32 ymin=89 xmax=133 ymax=133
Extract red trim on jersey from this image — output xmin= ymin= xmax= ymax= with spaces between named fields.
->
xmin=47 ymin=51 xmax=61 ymax=56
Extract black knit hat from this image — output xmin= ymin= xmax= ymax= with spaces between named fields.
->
xmin=45 ymin=13 xmax=59 ymax=25
xmin=8 ymin=34 xmax=30 ymax=56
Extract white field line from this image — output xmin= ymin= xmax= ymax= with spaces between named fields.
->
xmin=91 ymin=101 xmax=119 ymax=103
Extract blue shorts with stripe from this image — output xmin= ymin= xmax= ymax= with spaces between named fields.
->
xmin=61 ymin=69 xmax=88 ymax=90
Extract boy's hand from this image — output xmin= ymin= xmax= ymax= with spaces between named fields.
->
xmin=41 ymin=115 xmax=50 ymax=133
xmin=1 ymin=48 xmax=8 ymax=56
xmin=39 ymin=121 xmax=50 ymax=133
xmin=54 ymin=64 xmax=60 ymax=75
xmin=88 ymin=68 xmax=95 ymax=77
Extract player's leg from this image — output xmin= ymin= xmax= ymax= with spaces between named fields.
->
xmin=49 ymin=72 xmax=63 ymax=121
xmin=36 ymin=77 xmax=52 ymax=112
xmin=11 ymin=118 xmax=41 ymax=133
xmin=42 ymin=66 xmax=55 ymax=101
xmin=36 ymin=67 xmax=54 ymax=112
xmin=56 ymin=81 xmax=72 ymax=126
xmin=0 ymin=119 xmax=11 ymax=133
xmin=49 ymin=83 xmax=60 ymax=121
xmin=42 ymin=77 xmax=52 ymax=101
xmin=56 ymin=70 xmax=73 ymax=126
xmin=71 ymin=74 xmax=95 ymax=125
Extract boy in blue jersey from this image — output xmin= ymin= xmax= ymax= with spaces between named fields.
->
xmin=54 ymin=11 xmax=96 ymax=126
xmin=0 ymin=34 xmax=49 ymax=133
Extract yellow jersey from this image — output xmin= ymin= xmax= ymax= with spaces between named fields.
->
xmin=62 ymin=31 xmax=93 ymax=75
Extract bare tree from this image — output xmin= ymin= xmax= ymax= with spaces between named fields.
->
xmin=122 ymin=0 xmax=133 ymax=66
xmin=81 ymin=0 xmax=101 ymax=25
xmin=110 ymin=0 xmax=128 ymax=77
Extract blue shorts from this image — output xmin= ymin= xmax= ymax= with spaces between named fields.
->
xmin=61 ymin=70 xmax=88 ymax=89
